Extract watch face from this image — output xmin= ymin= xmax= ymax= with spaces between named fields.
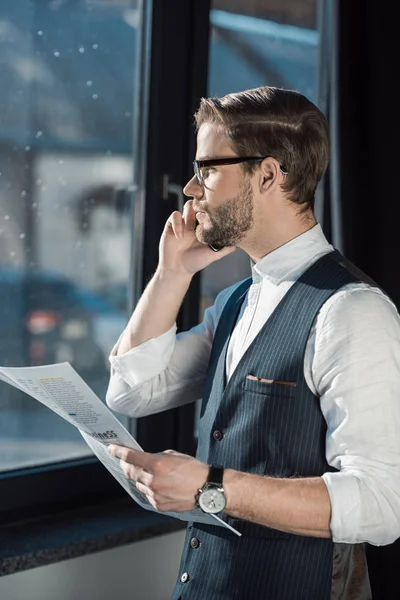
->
xmin=198 ymin=487 xmax=226 ymax=514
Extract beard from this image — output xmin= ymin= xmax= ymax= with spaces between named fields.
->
xmin=196 ymin=181 xmax=254 ymax=248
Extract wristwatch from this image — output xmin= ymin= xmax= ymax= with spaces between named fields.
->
xmin=196 ymin=464 xmax=226 ymax=514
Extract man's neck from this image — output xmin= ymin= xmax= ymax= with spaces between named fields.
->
xmin=243 ymin=219 xmax=317 ymax=264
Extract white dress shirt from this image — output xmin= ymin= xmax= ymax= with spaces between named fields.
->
xmin=106 ymin=223 xmax=400 ymax=546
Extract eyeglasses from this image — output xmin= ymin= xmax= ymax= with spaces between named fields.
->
xmin=192 ymin=156 xmax=288 ymax=187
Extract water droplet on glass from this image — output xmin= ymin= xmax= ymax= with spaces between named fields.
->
xmin=92 ymin=44 xmax=98 ymax=49
xmin=10 ymin=252 xmax=15 ymax=257
xmin=20 ymin=233 xmax=26 ymax=239
xmin=79 ymin=46 xmax=85 ymax=53
xmin=54 ymin=51 xmax=60 ymax=57
xmin=58 ymin=159 xmax=64 ymax=164
xmin=32 ymin=202 xmax=38 ymax=208
xmin=38 ymin=31 xmax=43 ymax=36
xmin=36 ymin=178 xmax=42 ymax=185
xmin=4 ymin=215 xmax=10 ymax=220
xmin=21 ymin=191 xmax=27 ymax=197
xmin=35 ymin=131 xmax=43 ymax=138
xmin=92 ymin=94 xmax=98 ymax=100
xmin=25 ymin=145 xmax=31 ymax=151
xmin=87 ymin=80 xmax=92 ymax=86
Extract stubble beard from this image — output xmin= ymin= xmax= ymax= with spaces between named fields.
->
xmin=196 ymin=181 xmax=254 ymax=248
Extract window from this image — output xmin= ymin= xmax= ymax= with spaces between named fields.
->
xmin=0 ymin=0 xmax=138 ymax=472
xmin=0 ymin=0 xmax=212 ymax=523
xmin=201 ymin=0 xmax=321 ymax=314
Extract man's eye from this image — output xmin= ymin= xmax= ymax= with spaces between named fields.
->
xmin=202 ymin=167 xmax=213 ymax=179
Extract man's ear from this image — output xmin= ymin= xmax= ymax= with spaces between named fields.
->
xmin=259 ymin=157 xmax=283 ymax=193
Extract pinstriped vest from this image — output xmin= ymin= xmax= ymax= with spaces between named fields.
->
xmin=171 ymin=250 xmax=374 ymax=600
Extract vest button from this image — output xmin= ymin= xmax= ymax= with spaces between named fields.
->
xmin=213 ymin=430 xmax=224 ymax=441
xmin=181 ymin=572 xmax=189 ymax=583
xmin=190 ymin=537 xmax=200 ymax=548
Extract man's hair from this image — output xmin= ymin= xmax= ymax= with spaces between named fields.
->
xmin=194 ymin=86 xmax=329 ymax=213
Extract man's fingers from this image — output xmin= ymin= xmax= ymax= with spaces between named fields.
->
xmin=165 ymin=211 xmax=184 ymax=239
xmin=165 ymin=202 xmax=197 ymax=240
xmin=135 ymin=480 xmax=153 ymax=497
xmin=182 ymin=200 xmax=197 ymax=230
xmin=108 ymin=445 xmax=157 ymax=473
xmin=120 ymin=462 xmax=140 ymax=481
xmin=163 ymin=449 xmax=187 ymax=457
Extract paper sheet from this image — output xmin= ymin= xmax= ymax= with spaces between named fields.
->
xmin=0 ymin=361 xmax=240 ymax=536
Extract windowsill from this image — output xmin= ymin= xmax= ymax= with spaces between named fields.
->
xmin=0 ymin=498 xmax=186 ymax=577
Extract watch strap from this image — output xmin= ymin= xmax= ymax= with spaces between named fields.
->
xmin=207 ymin=464 xmax=224 ymax=487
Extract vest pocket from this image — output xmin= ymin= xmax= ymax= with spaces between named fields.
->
xmin=243 ymin=375 xmax=296 ymax=399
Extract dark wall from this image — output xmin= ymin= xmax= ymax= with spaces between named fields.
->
xmin=337 ymin=2 xmax=400 ymax=598
xmin=338 ymin=0 xmax=399 ymax=308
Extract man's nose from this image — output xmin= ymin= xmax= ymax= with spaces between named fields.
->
xmin=183 ymin=175 xmax=202 ymax=198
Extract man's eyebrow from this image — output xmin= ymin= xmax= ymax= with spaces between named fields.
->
xmin=195 ymin=155 xmax=235 ymax=161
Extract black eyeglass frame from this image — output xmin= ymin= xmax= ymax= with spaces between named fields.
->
xmin=193 ymin=156 xmax=288 ymax=186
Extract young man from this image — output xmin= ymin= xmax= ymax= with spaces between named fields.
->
xmin=106 ymin=86 xmax=400 ymax=599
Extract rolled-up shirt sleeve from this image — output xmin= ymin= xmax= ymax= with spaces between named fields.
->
xmin=310 ymin=285 xmax=400 ymax=545
xmin=105 ymin=281 xmax=243 ymax=418
xmin=109 ymin=324 xmax=178 ymax=388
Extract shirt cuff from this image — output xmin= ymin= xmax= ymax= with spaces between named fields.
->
xmin=109 ymin=323 xmax=177 ymax=387
xmin=322 ymin=471 xmax=362 ymax=543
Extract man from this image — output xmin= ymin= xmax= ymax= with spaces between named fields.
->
xmin=106 ymin=86 xmax=400 ymax=599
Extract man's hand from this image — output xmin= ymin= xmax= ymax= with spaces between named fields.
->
xmin=159 ymin=199 xmax=236 ymax=277
xmin=108 ymin=445 xmax=209 ymax=513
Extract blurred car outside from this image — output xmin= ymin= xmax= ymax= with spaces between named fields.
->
xmin=0 ymin=267 xmax=127 ymax=378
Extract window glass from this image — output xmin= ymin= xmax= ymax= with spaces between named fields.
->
xmin=0 ymin=0 xmax=138 ymax=471
xmin=201 ymin=0 xmax=321 ymax=315
xmin=195 ymin=0 xmax=321 ymax=435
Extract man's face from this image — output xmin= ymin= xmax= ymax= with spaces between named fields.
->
xmin=184 ymin=123 xmax=254 ymax=249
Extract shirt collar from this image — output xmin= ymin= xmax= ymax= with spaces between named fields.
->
xmin=251 ymin=223 xmax=334 ymax=285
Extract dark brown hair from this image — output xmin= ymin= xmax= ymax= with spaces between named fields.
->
xmin=194 ymin=86 xmax=329 ymax=213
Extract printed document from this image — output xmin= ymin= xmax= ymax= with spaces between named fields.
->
xmin=0 ymin=361 xmax=240 ymax=536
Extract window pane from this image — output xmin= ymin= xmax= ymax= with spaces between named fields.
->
xmin=195 ymin=0 xmax=321 ymax=436
xmin=0 ymin=0 xmax=139 ymax=471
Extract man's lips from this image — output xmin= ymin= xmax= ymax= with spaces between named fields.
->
xmin=193 ymin=206 xmax=208 ymax=215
